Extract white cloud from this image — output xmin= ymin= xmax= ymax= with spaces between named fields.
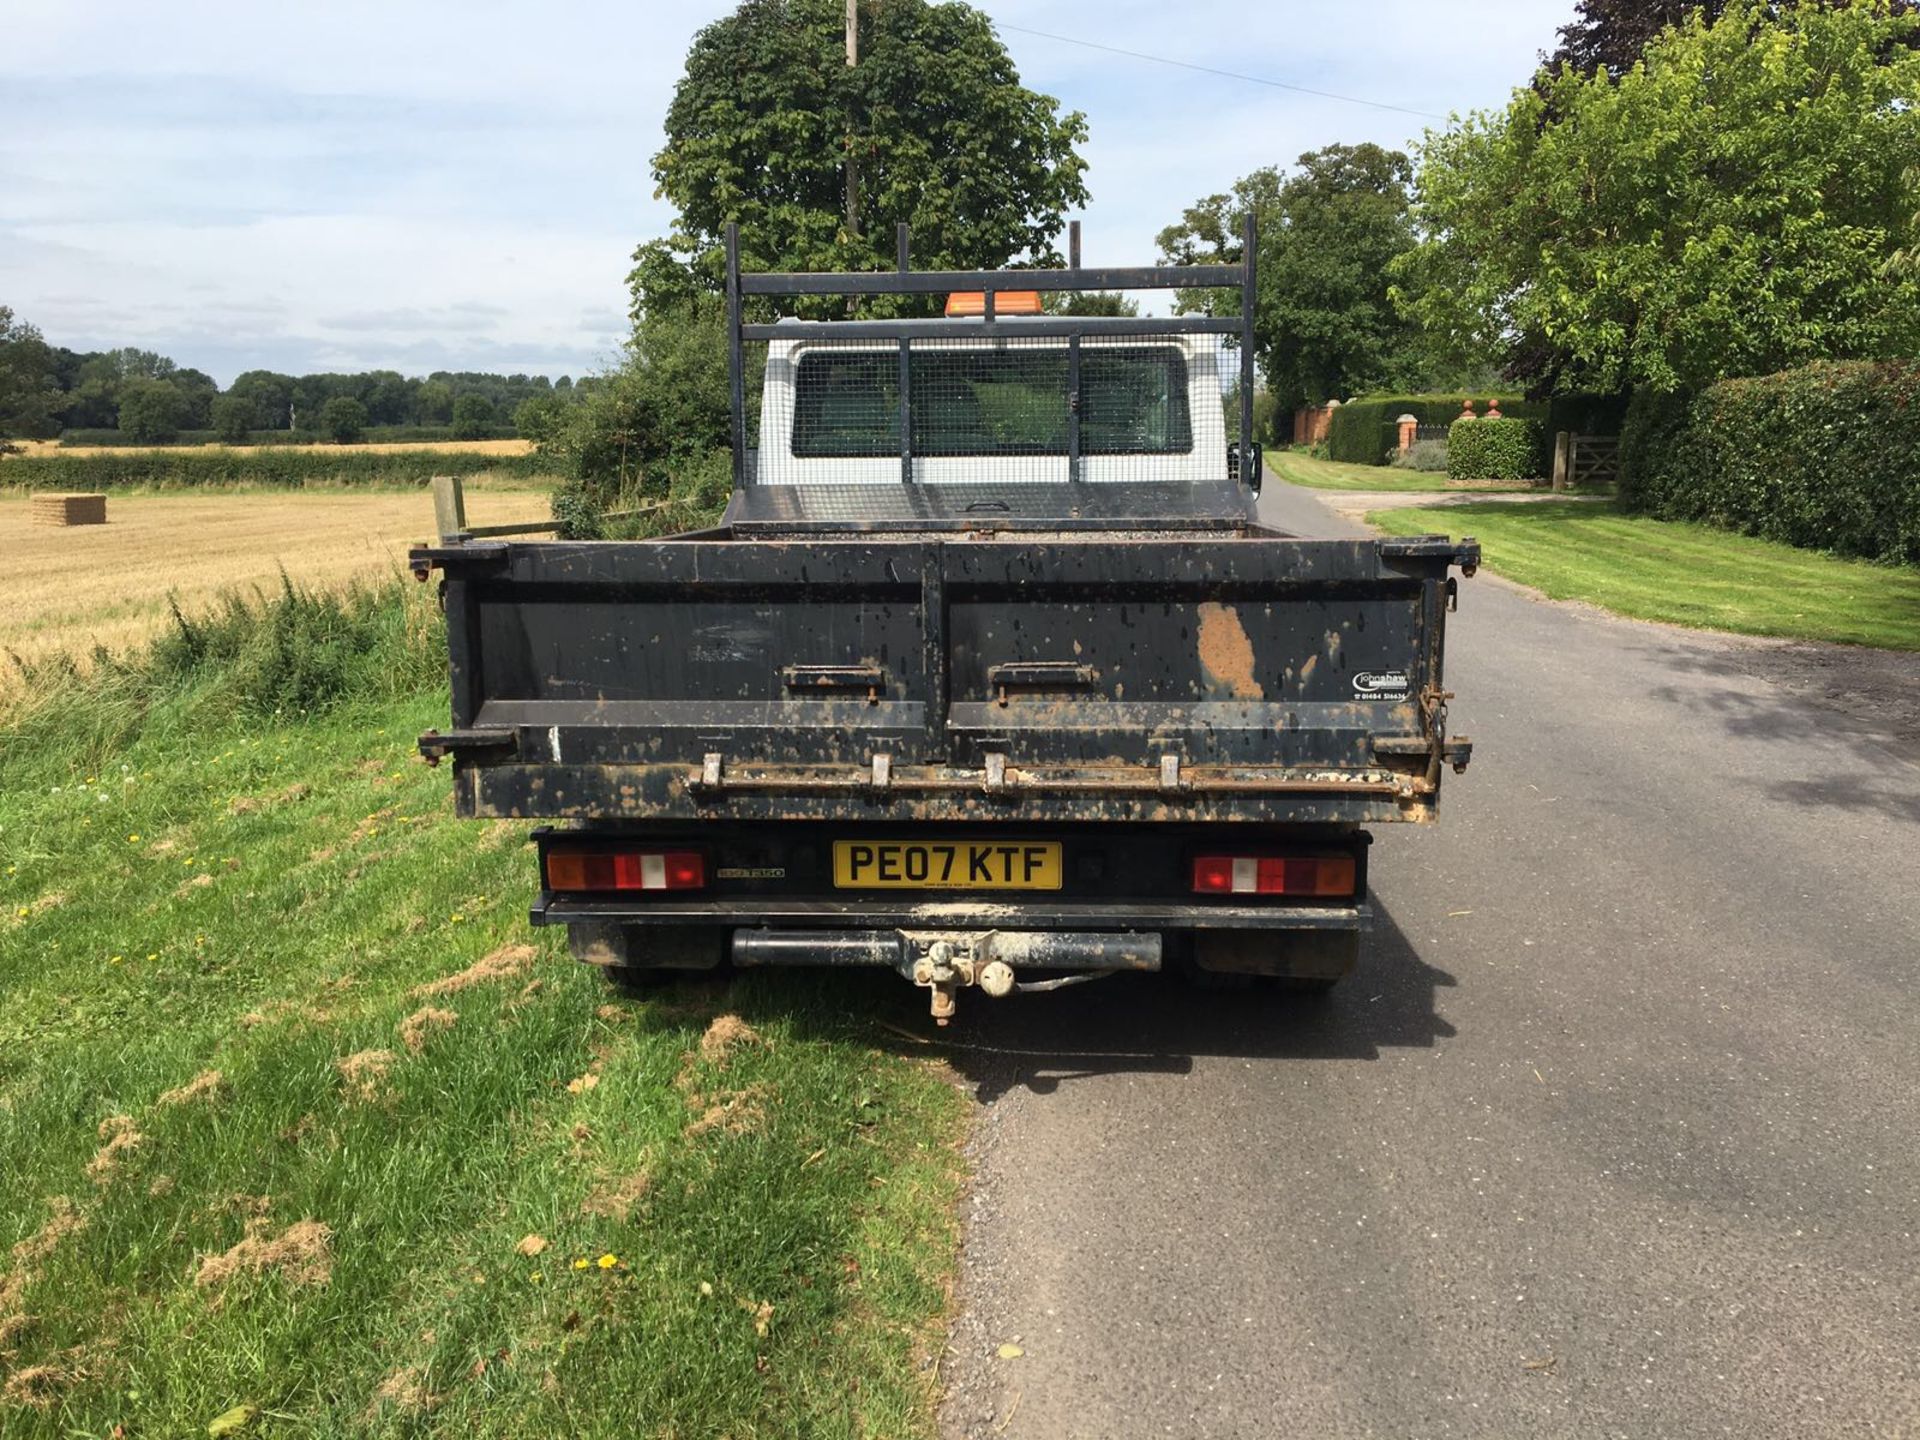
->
xmin=2 ymin=0 xmax=1573 ymax=384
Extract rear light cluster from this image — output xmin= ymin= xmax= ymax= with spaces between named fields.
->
xmin=1192 ymin=854 xmax=1355 ymax=898
xmin=544 ymin=847 xmax=705 ymax=893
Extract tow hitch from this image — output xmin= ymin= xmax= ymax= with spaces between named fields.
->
xmin=731 ymin=928 xmax=1162 ymax=1024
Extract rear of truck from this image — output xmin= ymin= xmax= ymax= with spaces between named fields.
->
xmin=410 ymin=220 xmax=1475 ymax=1021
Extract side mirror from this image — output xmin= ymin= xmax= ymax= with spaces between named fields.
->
xmin=1229 ymin=440 xmax=1263 ymax=494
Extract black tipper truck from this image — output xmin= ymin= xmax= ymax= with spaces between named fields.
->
xmin=411 ymin=220 xmax=1476 ymax=1022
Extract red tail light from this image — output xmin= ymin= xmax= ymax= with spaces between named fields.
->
xmin=1192 ymin=854 xmax=1355 ymax=898
xmin=545 ymin=847 xmax=705 ymax=893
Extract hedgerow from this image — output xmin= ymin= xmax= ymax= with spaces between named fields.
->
xmin=1620 ymin=360 xmax=1920 ymax=566
xmin=0 ymin=448 xmax=553 ymax=490
xmin=55 ymin=425 xmax=520 ymax=447
xmin=1327 ymin=393 xmax=1542 ymax=465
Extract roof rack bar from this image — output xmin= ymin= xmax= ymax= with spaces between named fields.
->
xmin=897 ymin=222 xmax=912 ymax=486
xmin=725 ymin=221 xmax=747 ymax=491
xmin=1240 ymin=210 xmax=1256 ymax=487
xmin=740 ymin=263 xmax=1241 ymax=297
xmin=741 ymin=316 xmax=1241 ymax=342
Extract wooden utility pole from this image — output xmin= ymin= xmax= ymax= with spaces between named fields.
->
xmin=844 ymin=0 xmax=860 ymax=239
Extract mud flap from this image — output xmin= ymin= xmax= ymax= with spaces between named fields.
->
xmin=1191 ymin=929 xmax=1358 ymax=981
xmin=568 ymin=922 xmax=724 ymax=972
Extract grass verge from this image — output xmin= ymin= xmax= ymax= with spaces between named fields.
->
xmin=0 ymin=584 xmax=968 ymax=1437
xmin=1271 ymin=451 xmax=1545 ymax=494
xmin=1368 ymin=500 xmax=1920 ymax=650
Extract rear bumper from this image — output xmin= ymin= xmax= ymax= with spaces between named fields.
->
xmin=732 ymin=928 xmax=1165 ymax=972
xmin=532 ymin=893 xmax=1369 ymax=934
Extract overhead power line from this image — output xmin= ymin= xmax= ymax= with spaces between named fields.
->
xmin=997 ymin=21 xmax=1449 ymax=122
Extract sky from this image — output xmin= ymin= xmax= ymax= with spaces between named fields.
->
xmin=0 ymin=1 xmax=1570 ymax=386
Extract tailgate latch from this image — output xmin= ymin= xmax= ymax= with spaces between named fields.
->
xmin=987 ymin=660 xmax=1100 ymax=707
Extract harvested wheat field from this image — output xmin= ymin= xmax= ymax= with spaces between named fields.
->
xmin=3 ymin=437 xmax=534 ymax=460
xmin=1 ymin=487 xmax=552 ymax=675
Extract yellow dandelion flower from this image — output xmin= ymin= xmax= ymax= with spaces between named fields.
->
xmin=596 ymin=1253 xmax=619 ymax=1270
xmin=529 ymin=1271 xmax=544 ymax=1284
xmin=572 ymin=1258 xmax=590 ymax=1271
xmin=16 ymin=907 xmax=28 ymax=919
xmin=449 ymin=913 xmax=464 ymax=924
xmin=110 ymin=955 xmax=123 ymax=964
xmin=146 ymin=952 xmax=157 ymax=961
xmin=128 ymin=833 xmax=140 ymax=843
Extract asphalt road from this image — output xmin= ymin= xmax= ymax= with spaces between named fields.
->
xmin=937 ymin=484 xmax=1920 ymax=1438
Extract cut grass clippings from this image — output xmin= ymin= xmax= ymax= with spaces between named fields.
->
xmin=0 ymin=588 xmax=968 ymax=1438
xmin=1271 ymin=450 xmax=1547 ymax=494
xmin=1368 ymin=500 xmax=1920 ymax=650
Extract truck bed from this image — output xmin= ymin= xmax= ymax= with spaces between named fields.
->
xmin=410 ymin=524 xmax=1476 ymax=828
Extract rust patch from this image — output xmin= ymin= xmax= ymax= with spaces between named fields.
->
xmin=1195 ymin=602 xmax=1264 ymax=700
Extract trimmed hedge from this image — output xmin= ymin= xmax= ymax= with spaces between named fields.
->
xmin=1620 ymin=360 xmax=1920 ymax=566
xmin=56 ymin=424 xmax=520 ymax=447
xmin=0 ymin=448 xmax=555 ymax=490
xmin=1448 ymin=417 xmax=1546 ymax=481
xmin=1327 ymin=393 xmax=1542 ymax=466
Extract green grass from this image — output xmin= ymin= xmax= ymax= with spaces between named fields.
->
xmin=1368 ymin=500 xmax=1920 ymax=650
xmin=0 ymin=589 xmax=967 ymax=1437
xmin=1271 ymin=450 xmax=1546 ymax=494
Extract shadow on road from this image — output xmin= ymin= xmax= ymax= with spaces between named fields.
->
xmin=1631 ymin=638 xmax=1920 ymax=822
xmin=1637 ymin=637 xmax=1920 ymax=759
xmin=711 ymin=903 xmax=1457 ymax=1105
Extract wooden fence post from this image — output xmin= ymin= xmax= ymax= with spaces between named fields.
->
xmin=1552 ymin=431 xmax=1572 ymax=491
xmin=431 ymin=475 xmax=467 ymax=540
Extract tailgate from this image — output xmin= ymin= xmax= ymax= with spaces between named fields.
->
xmin=412 ymin=532 xmax=1475 ymax=826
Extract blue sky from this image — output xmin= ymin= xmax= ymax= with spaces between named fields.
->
xmin=1 ymin=1 xmax=1566 ymax=385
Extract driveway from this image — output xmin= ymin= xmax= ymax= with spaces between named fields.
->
xmin=937 ymin=483 xmax=1920 ymax=1438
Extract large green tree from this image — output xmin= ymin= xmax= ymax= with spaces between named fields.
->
xmin=1157 ymin=145 xmax=1421 ymax=411
xmin=0 ymin=306 xmax=62 ymax=439
xmin=116 ymin=377 xmax=187 ymax=443
xmin=1397 ymin=0 xmax=1920 ymax=393
xmin=227 ymin=370 xmax=296 ymax=430
xmin=1545 ymin=0 xmax=1724 ymax=78
xmin=630 ymin=0 xmax=1089 ymax=318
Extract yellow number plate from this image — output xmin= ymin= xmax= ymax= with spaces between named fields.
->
xmin=832 ymin=841 xmax=1063 ymax=890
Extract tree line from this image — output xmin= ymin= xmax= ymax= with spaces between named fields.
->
xmin=1156 ymin=0 xmax=1918 ymax=417
xmin=0 ymin=318 xmax=583 ymax=445
xmin=541 ymin=0 xmax=1917 ymax=520
xmin=16 ymin=0 xmax=1906 ymax=479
